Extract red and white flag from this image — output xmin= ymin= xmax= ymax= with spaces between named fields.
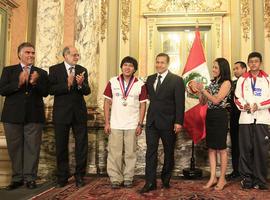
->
xmin=182 ymin=29 xmax=210 ymax=144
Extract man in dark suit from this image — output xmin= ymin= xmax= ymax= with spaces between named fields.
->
xmin=0 ymin=42 xmax=48 ymax=190
xmin=49 ymin=46 xmax=90 ymax=188
xmin=226 ymin=61 xmax=247 ymax=181
xmin=140 ymin=53 xmax=185 ymax=193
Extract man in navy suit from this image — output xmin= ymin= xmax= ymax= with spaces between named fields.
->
xmin=0 ymin=42 xmax=48 ymax=190
xmin=49 ymin=46 xmax=90 ymax=188
xmin=140 ymin=53 xmax=185 ymax=193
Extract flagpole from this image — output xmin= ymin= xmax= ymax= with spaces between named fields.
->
xmin=183 ymin=140 xmax=203 ymax=179
xmin=182 ymin=25 xmax=209 ymax=179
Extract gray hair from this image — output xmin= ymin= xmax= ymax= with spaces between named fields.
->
xmin=17 ymin=42 xmax=35 ymax=59
xmin=62 ymin=46 xmax=70 ymax=57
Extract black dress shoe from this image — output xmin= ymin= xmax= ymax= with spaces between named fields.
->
xmin=26 ymin=181 xmax=37 ymax=189
xmin=56 ymin=181 xmax=68 ymax=188
xmin=161 ymin=177 xmax=170 ymax=189
xmin=6 ymin=181 xmax=24 ymax=190
xmin=139 ymin=183 xmax=157 ymax=194
xmin=253 ymin=183 xmax=269 ymax=190
xmin=75 ymin=177 xmax=85 ymax=188
xmin=162 ymin=182 xmax=170 ymax=189
xmin=240 ymin=179 xmax=253 ymax=189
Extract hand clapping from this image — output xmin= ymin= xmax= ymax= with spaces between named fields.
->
xmin=76 ymin=71 xmax=85 ymax=87
xmin=29 ymin=71 xmax=39 ymax=85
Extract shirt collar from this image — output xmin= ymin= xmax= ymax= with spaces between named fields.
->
xmin=157 ymin=70 xmax=169 ymax=79
xmin=64 ymin=61 xmax=75 ymax=71
xmin=20 ymin=63 xmax=32 ymax=69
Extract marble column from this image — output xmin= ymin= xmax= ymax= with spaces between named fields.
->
xmin=35 ymin=0 xmax=64 ymax=72
xmin=75 ymin=0 xmax=100 ymax=107
xmin=74 ymin=0 xmax=104 ymax=174
xmin=35 ymin=0 xmax=65 ymax=181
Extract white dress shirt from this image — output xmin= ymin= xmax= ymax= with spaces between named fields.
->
xmin=64 ymin=61 xmax=75 ymax=75
xmin=154 ymin=70 xmax=168 ymax=90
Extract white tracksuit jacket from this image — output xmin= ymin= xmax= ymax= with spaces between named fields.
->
xmin=234 ymin=70 xmax=270 ymax=125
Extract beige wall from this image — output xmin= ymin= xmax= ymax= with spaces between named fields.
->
xmin=63 ymin=0 xmax=75 ymax=47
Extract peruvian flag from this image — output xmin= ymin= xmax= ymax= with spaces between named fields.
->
xmin=182 ymin=29 xmax=210 ymax=144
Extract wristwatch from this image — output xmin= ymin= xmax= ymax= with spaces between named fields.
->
xmin=138 ymin=122 xmax=144 ymax=128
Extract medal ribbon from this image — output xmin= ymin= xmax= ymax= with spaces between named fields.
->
xmin=251 ymin=77 xmax=256 ymax=95
xmin=119 ymin=75 xmax=135 ymax=100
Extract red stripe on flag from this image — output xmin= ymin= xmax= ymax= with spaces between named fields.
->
xmin=182 ymin=29 xmax=206 ymax=75
xmin=183 ymin=104 xmax=207 ymax=144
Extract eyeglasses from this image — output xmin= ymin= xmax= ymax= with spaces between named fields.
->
xmin=248 ymin=60 xmax=260 ymax=64
xmin=69 ymin=53 xmax=80 ymax=57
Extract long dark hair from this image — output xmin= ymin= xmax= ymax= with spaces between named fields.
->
xmin=214 ymin=57 xmax=231 ymax=84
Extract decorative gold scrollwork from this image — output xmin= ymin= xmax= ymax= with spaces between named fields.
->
xmin=100 ymin=0 xmax=108 ymax=42
xmin=240 ymin=0 xmax=251 ymax=42
xmin=121 ymin=0 xmax=131 ymax=43
xmin=264 ymin=0 xmax=270 ymax=39
xmin=146 ymin=0 xmax=223 ymax=13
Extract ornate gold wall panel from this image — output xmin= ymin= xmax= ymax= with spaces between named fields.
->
xmin=264 ymin=0 xmax=270 ymax=39
xmin=100 ymin=0 xmax=108 ymax=42
xmin=0 ymin=0 xmax=18 ymax=65
xmin=144 ymin=0 xmax=227 ymax=13
xmin=120 ymin=0 xmax=131 ymax=42
xmin=240 ymin=0 xmax=251 ymax=41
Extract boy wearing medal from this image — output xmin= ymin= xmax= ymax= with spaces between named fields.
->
xmin=234 ymin=52 xmax=270 ymax=190
xmin=103 ymin=56 xmax=147 ymax=189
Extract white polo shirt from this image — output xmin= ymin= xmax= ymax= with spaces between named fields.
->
xmin=103 ymin=75 xmax=147 ymax=129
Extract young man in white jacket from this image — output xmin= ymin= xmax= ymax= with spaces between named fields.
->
xmin=234 ymin=52 xmax=270 ymax=190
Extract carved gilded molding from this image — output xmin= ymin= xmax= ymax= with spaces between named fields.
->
xmin=100 ymin=0 xmax=108 ymax=42
xmin=240 ymin=0 xmax=251 ymax=42
xmin=264 ymin=0 xmax=270 ymax=39
xmin=146 ymin=0 xmax=223 ymax=13
xmin=0 ymin=0 xmax=19 ymax=39
xmin=0 ymin=0 xmax=18 ymax=9
xmin=215 ymin=22 xmax=221 ymax=48
xmin=121 ymin=0 xmax=131 ymax=43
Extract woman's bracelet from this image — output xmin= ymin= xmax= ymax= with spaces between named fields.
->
xmin=201 ymin=88 xmax=205 ymax=94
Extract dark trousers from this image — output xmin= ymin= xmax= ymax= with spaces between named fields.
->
xmin=145 ymin=124 xmax=176 ymax=184
xmin=54 ymin=123 xmax=88 ymax=182
xmin=229 ymin=117 xmax=240 ymax=173
xmin=4 ymin=123 xmax=43 ymax=182
xmin=239 ymin=124 xmax=270 ymax=186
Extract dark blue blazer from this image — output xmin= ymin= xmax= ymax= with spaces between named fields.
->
xmin=0 ymin=64 xmax=48 ymax=123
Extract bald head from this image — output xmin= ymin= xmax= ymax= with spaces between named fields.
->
xmin=62 ymin=46 xmax=80 ymax=66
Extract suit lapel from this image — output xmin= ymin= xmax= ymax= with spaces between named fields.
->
xmin=75 ymin=65 xmax=79 ymax=76
xmin=156 ymin=71 xmax=172 ymax=94
xmin=60 ymin=62 xmax=68 ymax=80
xmin=149 ymin=74 xmax=157 ymax=95
xmin=18 ymin=64 xmax=23 ymax=72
